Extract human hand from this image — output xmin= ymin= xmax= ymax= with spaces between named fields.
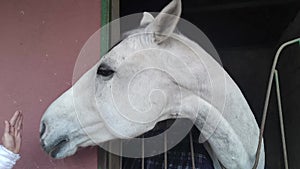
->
xmin=1 ymin=111 xmax=23 ymax=154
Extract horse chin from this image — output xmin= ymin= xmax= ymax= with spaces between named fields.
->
xmin=45 ymin=140 xmax=77 ymax=159
xmin=49 ymin=142 xmax=78 ymax=159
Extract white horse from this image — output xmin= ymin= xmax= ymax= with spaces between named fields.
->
xmin=40 ymin=0 xmax=265 ymax=168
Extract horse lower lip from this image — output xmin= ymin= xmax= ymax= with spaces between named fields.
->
xmin=49 ymin=139 xmax=69 ymax=157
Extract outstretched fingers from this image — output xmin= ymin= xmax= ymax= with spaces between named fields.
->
xmin=4 ymin=121 xmax=10 ymax=134
xmin=15 ymin=112 xmax=23 ymax=153
xmin=9 ymin=111 xmax=20 ymax=127
xmin=15 ymin=131 xmax=22 ymax=153
xmin=15 ymin=113 xmax=22 ymax=130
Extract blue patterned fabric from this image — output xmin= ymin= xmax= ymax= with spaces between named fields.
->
xmin=123 ymin=151 xmax=214 ymax=169
xmin=122 ymin=125 xmax=214 ymax=169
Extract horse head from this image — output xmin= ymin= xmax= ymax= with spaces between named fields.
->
xmin=40 ymin=0 xmax=264 ymax=168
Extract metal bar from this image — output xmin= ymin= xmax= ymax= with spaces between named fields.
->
xmin=189 ymin=132 xmax=196 ymax=169
xmin=253 ymin=38 xmax=300 ymax=169
xmin=164 ymin=133 xmax=168 ymax=169
xmin=274 ymin=70 xmax=289 ymax=169
xmin=110 ymin=0 xmax=120 ymax=46
xmin=142 ymin=136 xmax=145 ymax=169
xmin=218 ymin=160 xmax=226 ymax=169
xmin=108 ymin=141 xmax=121 ymax=169
xmin=108 ymin=0 xmax=121 ymax=168
xmin=98 ymin=148 xmax=108 ymax=169
xmin=119 ymin=140 xmax=123 ymax=169
xmin=109 ymin=142 xmax=112 ymax=169
xmin=111 ymin=0 xmax=119 ymax=20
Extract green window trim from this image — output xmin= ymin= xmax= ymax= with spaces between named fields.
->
xmin=99 ymin=0 xmax=121 ymax=169
xmin=98 ymin=0 xmax=111 ymax=169
xmin=100 ymin=0 xmax=111 ymax=56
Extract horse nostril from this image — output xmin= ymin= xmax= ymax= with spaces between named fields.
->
xmin=40 ymin=122 xmax=46 ymax=138
xmin=41 ymin=139 xmax=46 ymax=148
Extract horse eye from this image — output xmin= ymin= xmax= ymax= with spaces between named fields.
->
xmin=97 ymin=64 xmax=115 ymax=77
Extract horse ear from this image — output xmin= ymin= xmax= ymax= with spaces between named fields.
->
xmin=140 ymin=12 xmax=155 ymax=26
xmin=146 ymin=0 xmax=182 ymax=44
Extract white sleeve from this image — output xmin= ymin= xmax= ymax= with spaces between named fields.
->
xmin=0 ymin=145 xmax=20 ymax=169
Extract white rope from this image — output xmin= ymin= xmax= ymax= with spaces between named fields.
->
xmin=274 ymin=70 xmax=289 ymax=169
xmin=252 ymin=37 xmax=300 ymax=169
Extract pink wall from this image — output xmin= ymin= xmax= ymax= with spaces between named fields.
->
xmin=0 ymin=0 xmax=101 ymax=168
